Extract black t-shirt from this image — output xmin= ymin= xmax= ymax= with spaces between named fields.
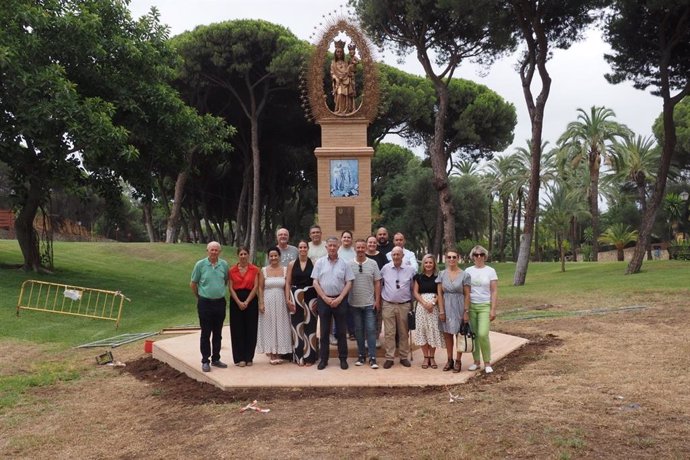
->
xmin=377 ymin=241 xmax=394 ymax=257
xmin=414 ymin=273 xmax=437 ymax=294
xmin=366 ymin=251 xmax=389 ymax=270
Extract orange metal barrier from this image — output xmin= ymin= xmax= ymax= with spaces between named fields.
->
xmin=16 ymin=280 xmax=130 ymax=328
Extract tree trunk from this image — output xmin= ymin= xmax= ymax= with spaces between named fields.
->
xmin=248 ymin=114 xmax=261 ymax=261
xmin=589 ymin=155 xmax=600 ymax=261
xmin=213 ymin=221 xmax=226 ymax=246
xmin=433 ymin=204 xmax=443 ymax=259
xmin=429 ymin=80 xmax=456 ymax=250
xmin=165 ymin=164 xmax=190 ymax=243
xmin=558 ymin=237 xmax=565 ymax=272
xmin=15 ymin=183 xmax=43 ymax=271
xmin=510 ymin=201 xmax=517 ymax=261
xmin=488 ymin=195 xmax=494 ymax=257
xmin=180 ymin=213 xmax=191 ymax=243
xmin=512 ymin=1 xmax=552 ymax=285
xmin=234 ymin=157 xmax=250 ymax=247
xmin=534 ymin=211 xmax=540 ymax=262
xmin=617 ymin=247 xmax=624 ymax=262
xmin=515 ymin=192 xmax=522 ymax=262
xmin=627 ymin=92 xmax=681 ymax=273
xmin=499 ymin=197 xmax=509 ymax=262
xmin=142 ymin=201 xmax=156 ymax=242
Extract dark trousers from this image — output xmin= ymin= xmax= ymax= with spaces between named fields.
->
xmin=318 ymin=298 xmax=348 ymax=362
xmin=197 ymin=296 xmax=226 ymax=364
xmin=229 ymin=289 xmax=258 ymax=364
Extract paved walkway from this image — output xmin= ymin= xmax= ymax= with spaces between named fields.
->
xmin=152 ymin=327 xmax=528 ymax=389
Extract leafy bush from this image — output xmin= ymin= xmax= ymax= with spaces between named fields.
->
xmin=579 ymin=243 xmax=593 ymax=261
xmin=668 ymin=240 xmax=690 ymax=260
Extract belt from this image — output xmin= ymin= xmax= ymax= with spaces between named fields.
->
xmin=383 ymin=300 xmax=411 ymax=305
xmin=199 ymin=296 xmax=225 ymax=301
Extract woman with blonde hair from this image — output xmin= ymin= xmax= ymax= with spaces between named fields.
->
xmin=464 ymin=245 xmax=498 ymax=374
xmin=437 ymin=248 xmax=471 ymax=373
xmin=412 ymin=254 xmax=444 ymax=369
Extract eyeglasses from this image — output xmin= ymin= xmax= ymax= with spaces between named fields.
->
xmin=395 ymin=279 xmax=400 ymax=289
xmin=358 ymin=264 xmax=363 ymax=273
xmin=472 ymin=253 xmax=486 ymax=258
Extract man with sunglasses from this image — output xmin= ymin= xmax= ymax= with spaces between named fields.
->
xmin=349 ymin=239 xmax=382 ymax=369
xmin=380 ymin=246 xmax=416 ymax=369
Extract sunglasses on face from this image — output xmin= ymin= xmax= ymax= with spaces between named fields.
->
xmin=447 ymin=255 xmax=457 ymax=259
xmin=473 ymin=253 xmax=486 ymax=258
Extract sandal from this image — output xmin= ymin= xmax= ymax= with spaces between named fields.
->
xmin=453 ymin=361 xmax=462 ymax=373
xmin=443 ymin=359 xmax=454 ymax=372
xmin=421 ymin=356 xmax=429 ymax=369
xmin=430 ymin=358 xmax=438 ymax=369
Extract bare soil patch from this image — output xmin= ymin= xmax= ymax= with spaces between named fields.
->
xmin=121 ymin=332 xmax=560 ymax=405
xmin=2 ymin=297 xmax=689 ymax=459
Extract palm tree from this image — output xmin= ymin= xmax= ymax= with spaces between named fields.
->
xmin=542 ymin=183 xmax=590 ymax=272
xmin=664 ymin=193 xmax=685 ymax=240
xmin=485 ymin=155 xmax=520 ymax=262
xmin=511 ymin=140 xmax=558 ymax=261
xmin=609 ymin=135 xmax=660 ymax=216
xmin=557 ymin=106 xmax=631 ymax=261
xmin=598 ymin=224 xmax=639 ymax=261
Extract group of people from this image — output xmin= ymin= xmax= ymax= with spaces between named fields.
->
xmin=189 ymin=226 xmax=498 ymax=374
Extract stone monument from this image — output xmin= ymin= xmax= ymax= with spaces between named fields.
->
xmin=304 ymin=18 xmax=379 ymax=240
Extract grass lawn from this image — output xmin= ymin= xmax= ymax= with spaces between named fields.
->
xmin=0 ymin=241 xmax=230 ymax=346
xmin=1 ymin=239 xmax=688 ymax=347
xmin=1 ymin=240 xmax=689 ymax=458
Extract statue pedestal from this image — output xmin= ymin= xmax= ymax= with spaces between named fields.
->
xmin=314 ymin=117 xmax=373 ymax=240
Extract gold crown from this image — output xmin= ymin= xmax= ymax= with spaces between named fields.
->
xmin=347 ymin=42 xmax=356 ymax=50
xmin=333 ymin=39 xmax=346 ymax=50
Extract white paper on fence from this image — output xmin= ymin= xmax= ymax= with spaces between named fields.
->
xmin=64 ymin=289 xmax=82 ymax=301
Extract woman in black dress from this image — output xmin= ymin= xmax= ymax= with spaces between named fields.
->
xmin=285 ymin=240 xmax=318 ymax=366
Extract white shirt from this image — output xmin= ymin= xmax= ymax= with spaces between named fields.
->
xmin=386 ymin=247 xmax=418 ymax=270
xmin=465 ymin=265 xmax=498 ymax=303
xmin=308 ymin=241 xmax=327 ymax=263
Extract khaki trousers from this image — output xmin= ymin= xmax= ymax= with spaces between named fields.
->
xmin=382 ymin=300 xmax=411 ymax=360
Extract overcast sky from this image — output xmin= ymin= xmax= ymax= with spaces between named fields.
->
xmin=127 ymin=0 xmax=662 ymax=155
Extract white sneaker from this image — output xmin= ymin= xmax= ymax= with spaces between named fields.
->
xmin=485 ymin=365 xmax=493 ymax=374
xmin=468 ymin=364 xmax=479 ymax=371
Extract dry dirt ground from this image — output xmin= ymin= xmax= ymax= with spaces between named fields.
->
xmin=2 ymin=292 xmax=689 ymax=459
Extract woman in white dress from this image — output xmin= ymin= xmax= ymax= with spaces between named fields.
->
xmin=257 ymin=246 xmax=294 ymax=364
xmin=412 ymin=254 xmax=444 ymax=369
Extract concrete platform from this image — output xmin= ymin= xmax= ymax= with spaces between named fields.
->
xmin=152 ymin=327 xmax=528 ymax=389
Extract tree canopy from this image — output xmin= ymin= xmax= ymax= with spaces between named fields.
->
xmin=603 ymin=0 xmax=690 ymax=274
xmin=0 ymin=0 xmax=228 ymax=270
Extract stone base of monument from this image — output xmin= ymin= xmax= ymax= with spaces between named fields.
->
xmin=151 ymin=326 xmax=528 ymax=389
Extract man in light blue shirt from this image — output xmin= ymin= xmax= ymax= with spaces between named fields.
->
xmin=312 ymin=237 xmax=355 ymax=370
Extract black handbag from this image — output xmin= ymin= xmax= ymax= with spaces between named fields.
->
xmin=457 ymin=320 xmax=475 ymax=353
xmin=407 ymin=307 xmax=416 ymax=330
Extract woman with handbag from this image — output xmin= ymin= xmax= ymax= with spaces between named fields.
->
xmin=412 ymin=254 xmax=444 ymax=369
xmin=437 ymin=248 xmax=471 ymax=373
xmin=464 ymin=245 xmax=498 ymax=374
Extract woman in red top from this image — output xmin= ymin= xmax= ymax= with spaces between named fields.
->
xmin=228 ymin=246 xmax=259 ymax=366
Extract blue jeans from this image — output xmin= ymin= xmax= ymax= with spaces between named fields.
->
xmin=351 ymin=305 xmax=377 ymax=359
